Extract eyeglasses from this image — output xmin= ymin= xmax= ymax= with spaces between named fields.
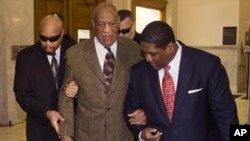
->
xmin=39 ymin=33 xmax=62 ymax=42
xmin=118 ymin=25 xmax=132 ymax=34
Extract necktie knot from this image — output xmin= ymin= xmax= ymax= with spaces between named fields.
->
xmin=164 ymin=65 xmax=171 ymax=77
xmin=164 ymin=65 xmax=170 ymax=72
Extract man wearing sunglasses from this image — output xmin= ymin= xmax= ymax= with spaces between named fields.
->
xmin=118 ymin=9 xmax=141 ymax=44
xmin=13 ymin=14 xmax=76 ymax=141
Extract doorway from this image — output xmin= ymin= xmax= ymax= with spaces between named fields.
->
xmin=34 ymin=0 xmax=105 ymax=42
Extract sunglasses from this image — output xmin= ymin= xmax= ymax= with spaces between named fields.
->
xmin=39 ymin=33 xmax=62 ymax=42
xmin=118 ymin=26 xmax=132 ymax=34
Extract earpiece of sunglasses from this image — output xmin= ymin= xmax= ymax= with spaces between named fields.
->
xmin=39 ymin=33 xmax=61 ymax=42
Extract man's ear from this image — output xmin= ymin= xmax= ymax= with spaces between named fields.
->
xmin=61 ymin=29 xmax=64 ymax=35
xmin=166 ymin=42 xmax=175 ymax=51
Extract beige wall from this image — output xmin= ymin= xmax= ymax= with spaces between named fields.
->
xmin=107 ymin=0 xmax=131 ymax=10
xmin=166 ymin=0 xmax=177 ymax=33
xmin=177 ymin=0 xmax=240 ymax=46
xmin=0 ymin=0 xmax=34 ymax=125
xmin=239 ymin=0 xmax=250 ymax=45
xmin=0 ymin=0 xmax=8 ymax=124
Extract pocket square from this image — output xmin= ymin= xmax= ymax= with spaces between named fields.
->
xmin=188 ymin=88 xmax=203 ymax=94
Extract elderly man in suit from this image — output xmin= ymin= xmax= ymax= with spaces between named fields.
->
xmin=58 ymin=2 xmax=142 ymax=141
xmin=124 ymin=21 xmax=239 ymax=141
xmin=13 ymin=15 xmax=76 ymax=141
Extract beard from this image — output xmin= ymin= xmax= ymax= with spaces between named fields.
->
xmin=43 ymin=46 xmax=56 ymax=55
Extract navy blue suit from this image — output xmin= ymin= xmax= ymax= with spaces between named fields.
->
xmin=124 ymin=41 xmax=238 ymax=141
xmin=13 ymin=39 xmax=75 ymax=141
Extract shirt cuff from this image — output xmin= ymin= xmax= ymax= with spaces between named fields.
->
xmin=138 ymin=131 xmax=145 ymax=141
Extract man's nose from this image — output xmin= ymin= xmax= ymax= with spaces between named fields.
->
xmin=144 ymin=54 xmax=152 ymax=62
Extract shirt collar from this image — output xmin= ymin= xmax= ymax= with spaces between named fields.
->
xmin=168 ymin=41 xmax=182 ymax=74
xmin=94 ymin=37 xmax=117 ymax=57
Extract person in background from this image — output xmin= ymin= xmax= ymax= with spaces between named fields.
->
xmin=118 ymin=9 xmax=141 ymax=44
xmin=13 ymin=14 xmax=76 ymax=141
xmin=118 ymin=9 xmax=145 ymax=141
xmin=58 ymin=2 xmax=144 ymax=141
xmin=124 ymin=21 xmax=239 ymax=141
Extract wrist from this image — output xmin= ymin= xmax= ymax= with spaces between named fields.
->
xmin=46 ymin=110 xmax=52 ymax=118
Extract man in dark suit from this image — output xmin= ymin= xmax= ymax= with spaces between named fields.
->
xmin=118 ymin=9 xmax=141 ymax=44
xmin=58 ymin=2 xmax=142 ymax=141
xmin=13 ymin=15 xmax=75 ymax=141
xmin=124 ymin=21 xmax=239 ymax=141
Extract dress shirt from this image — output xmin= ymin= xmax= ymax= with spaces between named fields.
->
xmin=94 ymin=37 xmax=117 ymax=71
xmin=47 ymin=45 xmax=61 ymax=65
xmin=158 ymin=41 xmax=182 ymax=92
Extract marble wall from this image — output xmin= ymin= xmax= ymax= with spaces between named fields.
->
xmin=196 ymin=46 xmax=244 ymax=94
xmin=0 ymin=1 xmax=8 ymax=125
xmin=177 ymin=0 xmax=239 ymax=46
xmin=0 ymin=0 xmax=34 ymax=125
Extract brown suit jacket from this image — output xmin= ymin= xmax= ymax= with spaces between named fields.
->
xmin=59 ymin=37 xmax=142 ymax=141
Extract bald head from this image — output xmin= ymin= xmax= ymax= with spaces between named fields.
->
xmin=39 ymin=15 xmax=63 ymax=35
xmin=39 ymin=15 xmax=64 ymax=55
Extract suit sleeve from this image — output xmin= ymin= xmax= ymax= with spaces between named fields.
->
xmin=208 ymin=58 xmax=239 ymax=141
xmin=124 ymin=68 xmax=145 ymax=137
xmin=58 ymin=51 xmax=75 ymax=137
xmin=13 ymin=52 xmax=48 ymax=122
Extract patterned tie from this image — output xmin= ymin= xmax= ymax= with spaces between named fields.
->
xmin=51 ymin=53 xmax=59 ymax=89
xmin=103 ymin=47 xmax=115 ymax=88
xmin=162 ymin=65 xmax=176 ymax=122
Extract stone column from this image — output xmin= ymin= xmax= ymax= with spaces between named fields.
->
xmin=0 ymin=0 xmax=34 ymax=126
xmin=244 ymin=46 xmax=250 ymax=124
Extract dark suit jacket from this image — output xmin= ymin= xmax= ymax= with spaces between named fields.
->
xmin=124 ymin=41 xmax=239 ymax=141
xmin=58 ymin=37 xmax=142 ymax=141
xmin=133 ymin=32 xmax=141 ymax=45
xmin=13 ymin=39 xmax=75 ymax=141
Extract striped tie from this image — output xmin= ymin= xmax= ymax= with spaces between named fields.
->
xmin=103 ymin=47 xmax=115 ymax=88
xmin=51 ymin=53 xmax=59 ymax=89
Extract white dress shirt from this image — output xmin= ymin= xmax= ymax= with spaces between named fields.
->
xmin=94 ymin=37 xmax=117 ymax=71
xmin=47 ymin=45 xmax=61 ymax=66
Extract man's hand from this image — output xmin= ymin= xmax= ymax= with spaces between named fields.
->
xmin=46 ymin=110 xmax=65 ymax=134
xmin=128 ymin=109 xmax=146 ymax=125
xmin=60 ymin=136 xmax=72 ymax=141
xmin=141 ymin=128 xmax=162 ymax=141
xmin=64 ymin=81 xmax=78 ymax=98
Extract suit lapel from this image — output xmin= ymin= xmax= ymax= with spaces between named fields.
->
xmin=147 ymin=45 xmax=194 ymax=125
xmin=172 ymin=46 xmax=193 ymax=123
xmin=110 ymin=43 xmax=128 ymax=87
xmin=58 ymin=45 xmax=66 ymax=88
xmin=148 ymin=66 xmax=170 ymax=126
xmin=35 ymin=44 xmax=56 ymax=90
xmin=57 ymin=40 xmax=74 ymax=88
xmin=82 ymin=40 xmax=105 ymax=84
